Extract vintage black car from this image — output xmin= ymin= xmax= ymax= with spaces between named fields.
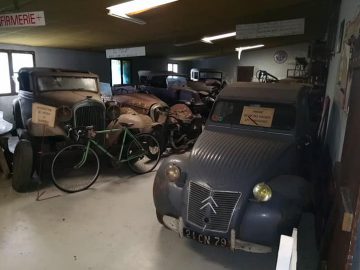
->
xmin=190 ymin=68 xmax=223 ymax=83
xmin=12 ymin=68 xmax=107 ymax=192
xmin=153 ymin=82 xmax=313 ymax=252
xmin=138 ymin=71 xmax=208 ymax=116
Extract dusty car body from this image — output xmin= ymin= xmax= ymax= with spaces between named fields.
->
xmin=138 ymin=71 xmax=207 ymax=116
xmin=112 ymin=92 xmax=168 ymax=125
xmin=189 ymin=68 xmax=224 ymax=98
xmin=105 ymin=93 xmax=168 ymax=147
xmin=153 ymin=82 xmax=312 ymax=252
xmin=112 ymin=92 xmax=202 ymax=151
xmin=190 ymin=68 xmax=223 ymax=83
xmin=12 ymin=68 xmax=109 ymax=191
xmin=13 ymin=68 xmax=105 ymax=137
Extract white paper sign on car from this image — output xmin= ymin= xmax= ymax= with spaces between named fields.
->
xmin=240 ymin=106 xmax=275 ymax=128
xmin=32 ymin=103 xmax=56 ymax=128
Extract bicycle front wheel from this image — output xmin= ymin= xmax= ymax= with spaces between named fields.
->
xmin=51 ymin=144 xmax=100 ymax=193
xmin=127 ymin=134 xmax=161 ymax=174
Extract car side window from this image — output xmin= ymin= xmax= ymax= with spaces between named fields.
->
xmin=211 ymin=101 xmax=235 ymax=123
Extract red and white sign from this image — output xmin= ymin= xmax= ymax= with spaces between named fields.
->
xmin=0 ymin=11 xmax=46 ymax=28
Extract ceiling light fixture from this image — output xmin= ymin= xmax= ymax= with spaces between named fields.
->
xmin=236 ymin=44 xmax=265 ymax=60
xmin=107 ymin=0 xmax=178 ymax=25
xmin=201 ymin=32 xmax=236 ymax=44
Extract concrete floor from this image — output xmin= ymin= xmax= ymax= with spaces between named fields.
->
xmin=0 ymin=165 xmax=278 ymax=270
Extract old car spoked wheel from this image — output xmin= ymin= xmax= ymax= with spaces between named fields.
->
xmin=51 ymin=144 xmax=100 ymax=193
xmin=127 ymin=134 xmax=160 ymax=174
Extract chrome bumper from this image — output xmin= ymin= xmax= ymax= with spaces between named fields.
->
xmin=162 ymin=215 xmax=272 ymax=253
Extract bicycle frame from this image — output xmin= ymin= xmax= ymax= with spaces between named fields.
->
xmin=74 ymin=127 xmax=146 ymax=169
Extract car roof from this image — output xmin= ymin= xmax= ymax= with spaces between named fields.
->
xmin=197 ymin=68 xmax=222 ymax=73
xmin=219 ymin=82 xmax=309 ymax=104
xmin=138 ymin=70 xmax=188 ymax=78
xmin=19 ymin=67 xmax=98 ymax=77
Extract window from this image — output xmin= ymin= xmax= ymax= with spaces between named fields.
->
xmin=111 ymin=59 xmax=132 ymax=86
xmin=0 ymin=50 xmax=35 ymax=95
xmin=0 ymin=53 xmax=11 ymax=94
xmin=167 ymin=63 xmax=178 ymax=73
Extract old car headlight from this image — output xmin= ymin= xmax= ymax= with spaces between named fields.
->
xmin=56 ymin=106 xmax=72 ymax=122
xmin=165 ymin=164 xmax=181 ymax=182
xmin=253 ymin=183 xmax=272 ymax=202
xmin=150 ymin=105 xmax=168 ymax=123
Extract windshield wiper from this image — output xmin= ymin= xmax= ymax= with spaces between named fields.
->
xmin=248 ymin=115 xmax=259 ymax=126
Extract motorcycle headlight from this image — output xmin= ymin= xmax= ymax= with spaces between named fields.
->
xmin=165 ymin=164 xmax=181 ymax=182
xmin=253 ymin=183 xmax=272 ymax=202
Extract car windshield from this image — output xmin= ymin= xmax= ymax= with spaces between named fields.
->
xmin=37 ymin=76 xmax=98 ymax=92
xmin=211 ymin=100 xmax=296 ymax=131
xmin=166 ymin=76 xmax=187 ymax=88
xmin=200 ymin=72 xmax=222 ymax=80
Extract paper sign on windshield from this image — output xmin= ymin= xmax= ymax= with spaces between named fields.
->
xmin=240 ymin=106 xmax=275 ymax=128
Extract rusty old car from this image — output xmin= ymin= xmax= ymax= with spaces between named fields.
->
xmin=111 ymin=91 xmax=202 ymax=151
xmin=153 ymin=82 xmax=313 ymax=252
xmin=12 ymin=68 xmax=112 ymax=192
xmin=138 ymin=71 xmax=211 ymax=117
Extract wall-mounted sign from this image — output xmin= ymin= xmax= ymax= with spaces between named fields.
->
xmin=236 ymin=18 xmax=305 ymax=40
xmin=106 ymin=46 xmax=146 ymax=58
xmin=32 ymin=103 xmax=56 ymax=128
xmin=0 ymin=11 xmax=46 ymax=28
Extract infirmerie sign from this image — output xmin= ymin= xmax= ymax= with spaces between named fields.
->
xmin=0 ymin=11 xmax=46 ymax=28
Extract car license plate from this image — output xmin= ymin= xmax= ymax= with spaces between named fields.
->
xmin=183 ymin=228 xmax=229 ymax=247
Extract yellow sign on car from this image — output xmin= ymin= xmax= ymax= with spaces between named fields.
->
xmin=240 ymin=106 xmax=275 ymax=128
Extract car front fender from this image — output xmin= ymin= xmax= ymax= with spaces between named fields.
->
xmin=153 ymin=153 xmax=190 ymax=217
xmin=237 ymin=175 xmax=310 ymax=246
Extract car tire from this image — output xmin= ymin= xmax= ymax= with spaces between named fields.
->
xmin=12 ymin=139 xmax=34 ymax=192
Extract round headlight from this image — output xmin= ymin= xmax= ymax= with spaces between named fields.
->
xmin=165 ymin=164 xmax=181 ymax=182
xmin=56 ymin=106 xmax=72 ymax=122
xmin=253 ymin=183 xmax=272 ymax=202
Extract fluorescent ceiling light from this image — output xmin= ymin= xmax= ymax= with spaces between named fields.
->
xmin=107 ymin=0 xmax=178 ymax=25
xmin=236 ymin=44 xmax=265 ymax=60
xmin=201 ymin=32 xmax=236 ymax=44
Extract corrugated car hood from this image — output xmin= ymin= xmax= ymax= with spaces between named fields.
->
xmin=187 ymin=128 xmax=296 ymax=192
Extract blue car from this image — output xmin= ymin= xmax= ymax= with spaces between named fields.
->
xmin=153 ymin=82 xmax=312 ymax=253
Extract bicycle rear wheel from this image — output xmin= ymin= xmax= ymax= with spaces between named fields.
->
xmin=127 ymin=134 xmax=161 ymax=174
xmin=51 ymin=144 xmax=100 ymax=193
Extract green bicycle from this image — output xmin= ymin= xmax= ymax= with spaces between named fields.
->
xmin=51 ymin=124 xmax=161 ymax=193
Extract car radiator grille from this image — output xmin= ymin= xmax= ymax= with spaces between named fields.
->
xmin=187 ymin=181 xmax=241 ymax=233
xmin=74 ymin=105 xmax=105 ymax=131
